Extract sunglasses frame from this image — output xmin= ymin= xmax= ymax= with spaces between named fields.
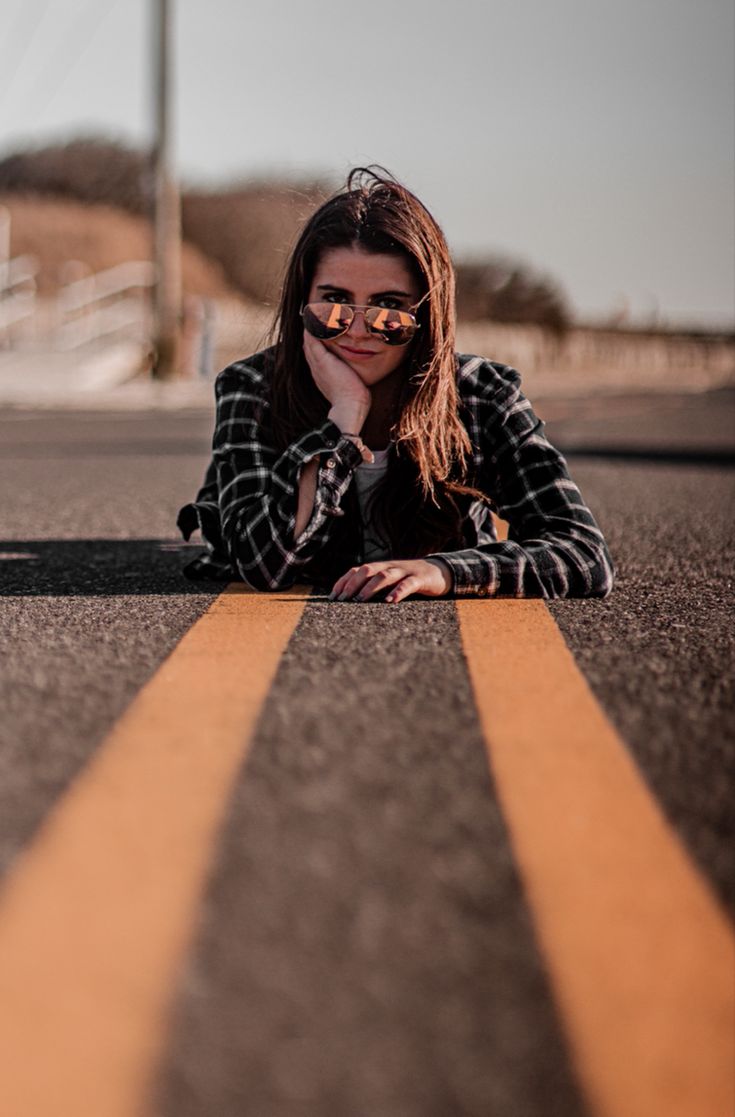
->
xmin=300 ymin=301 xmax=421 ymax=346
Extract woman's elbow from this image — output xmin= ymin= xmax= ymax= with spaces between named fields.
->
xmin=229 ymin=545 xmax=298 ymax=593
xmin=587 ymin=540 xmax=616 ymax=598
xmin=220 ymin=522 xmax=292 ymax=592
xmin=234 ymin=558 xmax=294 ymax=593
xmin=547 ymin=534 xmax=615 ymax=599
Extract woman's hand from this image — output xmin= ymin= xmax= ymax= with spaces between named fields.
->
xmin=303 ymin=331 xmax=370 ymax=433
xmin=329 ymin=559 xmax=452 ymax=604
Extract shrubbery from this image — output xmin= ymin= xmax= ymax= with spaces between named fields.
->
xmin=0 ymin=137 xmax=569 ymax=328
xmin=455 ymin=259 xmax=570 ymax=333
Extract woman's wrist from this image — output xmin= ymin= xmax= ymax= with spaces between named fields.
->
xmin=340 ymin=433 xmax=374 ymax=464
xmin=328 ymin=401 xmax=369 ymax=435
xmin=424 ymin=557 xmax=454 ymax=594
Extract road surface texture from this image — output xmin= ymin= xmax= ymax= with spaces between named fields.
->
xmin=0 ymin=387 xmax=733 ymax=1117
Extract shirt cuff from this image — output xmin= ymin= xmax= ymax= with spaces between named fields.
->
xmin=283 ymin=420 xmax=365 ymax=544
xmin=425 ymin=549 xmax=500 ymax=598
xmin=272 ymin=420 xmax=363 ymax=499
xmin=312 ymin=422 xmax=364 ymax=517
xmin=286 ymin=419 xmax=360 ymax=463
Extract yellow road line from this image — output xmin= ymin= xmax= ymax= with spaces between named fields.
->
xmin=457 ymin=598 xmax=735 ymax=1117
xmin=0 ymin=584 xmax=309 ymax=1117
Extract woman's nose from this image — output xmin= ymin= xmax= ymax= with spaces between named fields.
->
xmin=346 ymin=307 xmax=370 ymax=338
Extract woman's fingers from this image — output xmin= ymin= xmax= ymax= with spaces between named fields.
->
xmin=385 ymin=574 xmax=421 ymax=604
xmin=329 ymin=565 xmax=362 ymax=599
xmin=302 ymin=331 xmax=370 ymax=411
xmin=355 ymin=567 xmax=404 ymax=601
xmin=329 ymin=564 xmax=384 ymax=601
xmin=329 ymin=562 xmax=439 ymax=602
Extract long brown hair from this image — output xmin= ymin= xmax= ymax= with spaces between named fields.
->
xmin=268 ymin=167 xmax=482 ymax=556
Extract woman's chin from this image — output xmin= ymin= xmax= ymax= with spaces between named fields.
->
xmin=341 ymin=358 xmax=380 ymax=382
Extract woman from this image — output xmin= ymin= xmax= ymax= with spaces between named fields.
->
xmin=177 ymin=168 xmax=614 ymax=602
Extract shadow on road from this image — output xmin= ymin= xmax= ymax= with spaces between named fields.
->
xmin=0 ymin=439 xmax=210 ymax=460
xmin=0 ymin=540 xmax=218 ymax=597
xmin=559 ymin=446 xmax=735 ymax=466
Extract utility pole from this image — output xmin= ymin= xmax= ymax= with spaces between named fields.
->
xmin=151 ymin=0 xmax=182 ymax=379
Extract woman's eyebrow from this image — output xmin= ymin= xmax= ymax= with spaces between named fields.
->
xmin=315 ymin=284 xmax=413 ymax=298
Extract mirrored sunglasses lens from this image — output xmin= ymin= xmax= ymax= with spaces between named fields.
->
xmin=365 ymin=307 xmax=417 ymax=345
xmin=303 ymin=302 xmax=352 ymax=338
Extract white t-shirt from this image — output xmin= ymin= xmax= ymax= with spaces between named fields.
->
xmin=353 ymin=446 xmax=391 ymax=561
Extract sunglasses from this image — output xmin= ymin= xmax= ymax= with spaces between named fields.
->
xmin=301 ymin=301 xmax=420 ymax=347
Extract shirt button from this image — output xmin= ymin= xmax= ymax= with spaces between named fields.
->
xmin=325 ymin=458 xmax=336 ymax=469
xmin=324 ymin=439 xmax=335 ymax=448
xmin=478 ymin=587 xmax=489 ymax=597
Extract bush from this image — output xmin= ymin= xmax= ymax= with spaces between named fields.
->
xmin=182 ymin=182 xmax=328 ymax=305
xmin=0 ymin=136 xmax=571 ymax=327
xmin=454 ymin=258 xmax=570 ymax=333
xmin=0 ymin=136 xmax=150 ymax=213
xmin=0 ymin=137 xmax=328 ymax=305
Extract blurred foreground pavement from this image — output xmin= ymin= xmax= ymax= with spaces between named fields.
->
xmin=0 ymin=386 xmax=733 ymax=1117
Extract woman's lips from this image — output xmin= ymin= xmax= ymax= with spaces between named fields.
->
xmin=337 ymin=344 xmax=378 ymax=359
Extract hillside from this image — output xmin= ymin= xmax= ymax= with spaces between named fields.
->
xmin=0 ymin=139 xmax=570 ymax=326
xmin=0 ymin=194 xmax=241 ymax=300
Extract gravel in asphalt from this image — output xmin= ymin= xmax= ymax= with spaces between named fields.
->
xmin=0 ymin=395 xmax=733 ymax=1117
xmin=549 ymin=458 xmax=735 ymax=916
xmin=155 ymin=602 xmax=587 ymax=1117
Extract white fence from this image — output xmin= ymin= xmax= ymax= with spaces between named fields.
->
xmin=455 ymin=321 xmax=735 ymax=395
xmin=55 ymin=260 xmax=154 ymax=350
xmin=0 ymin=254 xmax=39 ymax=339
xmin=0 ymin=257 xmax=155 ymax=352
xmin=0 ymin=197 xmax=731 ymax=391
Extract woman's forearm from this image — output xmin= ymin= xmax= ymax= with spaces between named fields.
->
xmin=294 ymin=458 xmax=319 ymax=539
xmin=293 ymin=397 xmax=367 ymax=540
xmin=327 ymin=400 xmax=369 ymax=436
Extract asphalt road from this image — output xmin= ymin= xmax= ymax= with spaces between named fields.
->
xmin=0 ymin=389 xmax=733 ymax=1116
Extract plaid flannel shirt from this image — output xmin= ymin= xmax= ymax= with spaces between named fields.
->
xmin=177 ymin=349 xmax=614 ymax=598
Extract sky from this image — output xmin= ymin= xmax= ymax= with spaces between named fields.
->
xmin=0 ymin=0 xmax=732 ymax=328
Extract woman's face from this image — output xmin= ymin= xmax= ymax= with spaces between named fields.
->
xmin=306 ymin=245 xmax=422 ymax=387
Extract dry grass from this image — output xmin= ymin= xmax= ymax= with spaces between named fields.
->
xmin=1 ymin=194 xmax=241 ymax=300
